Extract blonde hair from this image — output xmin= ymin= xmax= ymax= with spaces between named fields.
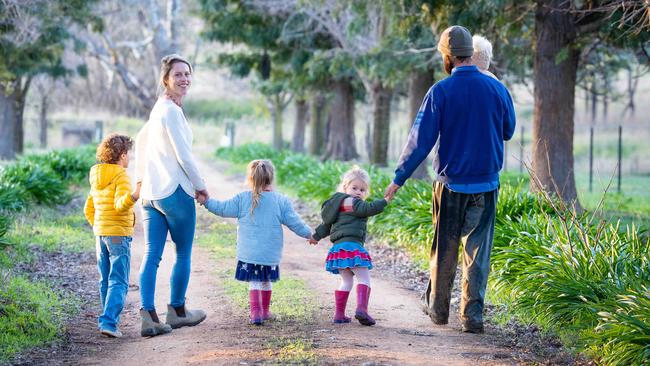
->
xmin=471 ymin=35 xmax=493 ymax=71
xmin=246 ymin=159 xmax=275 ymax=215
xmin=158 ymin=54 xmax=193 ymax=95
xmin=337 ymin=165 xmax=370 ymax=194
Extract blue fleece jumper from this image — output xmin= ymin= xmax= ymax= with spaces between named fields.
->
xmin=204 ymin=191 xmax=312 ymax=266
xmin=394 ymin=66 xmax=516 ymax=187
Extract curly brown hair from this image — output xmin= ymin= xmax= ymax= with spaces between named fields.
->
xmin=96 ymin=133 xmax=134 ymax=164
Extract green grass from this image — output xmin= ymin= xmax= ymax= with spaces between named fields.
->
xmin=195 ymin=221 xmax=237 ymax=258
xmin=183 ymin=98 xmax=262 ymax=124
xmin=0 ymin=274 xmax=71 ymax=362
xmin=266 ymin=337 xmax=318 ymax=366
xmin=5 ymin=208 xmax=93 ymax=254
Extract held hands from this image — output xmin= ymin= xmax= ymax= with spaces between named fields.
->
xmin=132 ymin=182 xmax=142 ymax=201
xmin=195 ymin=189 xmax=210 ymax=205
xmin=308 ymin=234 xmax=318 ymax=245
xmin=384 ymin=182 xmax=400 ymax=202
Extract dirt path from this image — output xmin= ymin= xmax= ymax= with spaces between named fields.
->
xmin=69 ymin=156 xmax=519 ymax=366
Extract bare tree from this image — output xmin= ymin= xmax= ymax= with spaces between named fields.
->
xmin=78 ymin=0 xmax=184 ymax=115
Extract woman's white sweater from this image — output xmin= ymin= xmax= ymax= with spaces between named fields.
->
xmin=135 ymin=98 xmax=206 ymax=200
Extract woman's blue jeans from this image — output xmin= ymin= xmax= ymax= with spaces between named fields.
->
xmin=139 ymin=185 xmax=196 ymax=311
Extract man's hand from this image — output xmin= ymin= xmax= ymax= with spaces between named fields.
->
xmin=384 ymin=182 xmax=401 ymax=202
xmin=195 ymin=189 xmax=210 ymax=204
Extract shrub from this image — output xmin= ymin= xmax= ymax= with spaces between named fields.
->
xmin=0 ymin=182 xmax=30 ymax=212
xmin=22 ymin=145 xmax=95 ymax=184
xmin=592 ymin=287 xmax=650 ymax=366
xmin=0 ymin=162 xmax=69 ymax=206
xmin=0 ymin=145 xmax=95 ymax=211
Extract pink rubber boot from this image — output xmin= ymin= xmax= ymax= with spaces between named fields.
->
xmin=261 ymin=290 xmax=274 ymax=320
xmin=355 ymin=284 xmax=376 ymax=326
xmin=333 ymin=290 xmax=352 ymax=323
xmin=249 ymin=290 xmax=263 ymax=325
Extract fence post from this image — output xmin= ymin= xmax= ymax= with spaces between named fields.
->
xmin=519 ymin=126 xmax=524 ymax=174
xmin=589 ymin=126 xmax=594 ymax=192
xmin=618 ymin=125 xmax=622 ymax=193
xmin=94 ymin=120 xmax=103 ymax=143
xmin=228 ymin=122 xmax=236 ymax=148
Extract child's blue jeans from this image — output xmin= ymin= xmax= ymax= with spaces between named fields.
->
xmin=96 ymin=236 xmax=131 ymax=332
xmin=139 ymin=185 xmax=196 ymax=311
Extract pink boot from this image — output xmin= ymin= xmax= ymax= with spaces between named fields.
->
xmin=249 ymin=290 xmax=263 ymax=325
xmin=261 ymin=290 xmax=274 ymax=320
xmin=355 ymin=284 xmax=376 ymax=326
xmin=333 ymin=290 xmax=352 ymax=323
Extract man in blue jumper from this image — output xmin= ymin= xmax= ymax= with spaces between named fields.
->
xmin=384 ymin=25 xmax=516 ymax=333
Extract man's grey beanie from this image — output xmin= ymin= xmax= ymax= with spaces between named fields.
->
xmin=437 ymin=25 xmax=474 ymax=57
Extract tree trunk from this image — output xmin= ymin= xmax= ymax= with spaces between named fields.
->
xmin=308 ymin=93 xmax=326 ymax=155
xmin=268 ymin=95 xmax=284 ymax=150
xmin=0 ymin=86 xmax=17 ymax=160
xmin=625 ymin=66 xmax=636 ymax=117
xmin=370 ymin=82 xmax=392 ymax=166
xmin=602 ymin=70 xmax=609 ymax=121
xmin=532 ymin=0 xmax=580 ymax=207
xmin=166 ymin=0 xmax=181 ymax=54
xmin=323 ymin=79 xmax=358 ymax=161
xmin=407 ymin=69 xmax=434 ymax=180
xmin=590 ymin=80 xmax=597 ymax=123
xmin=292 ymin=98 xmax=308 ymax=152
xmin=40 ymin=93 xmax=48 ymax=148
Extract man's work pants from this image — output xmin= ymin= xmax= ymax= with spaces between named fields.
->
xmin=421 ymin=182 xmax=498 ymax=326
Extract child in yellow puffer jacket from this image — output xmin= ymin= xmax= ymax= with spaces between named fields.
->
xmin=84 ymin=133 xmax=140 ymax=338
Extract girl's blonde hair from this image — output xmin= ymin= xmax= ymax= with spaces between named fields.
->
xmin=337 ymin=165 xmax=370 ymax=194
xmin=247 ymin=159 xmax=275 ymax=215
xmin=158 ymin=54 xmax=193 ymax=95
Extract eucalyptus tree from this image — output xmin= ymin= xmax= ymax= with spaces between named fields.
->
xmin=0 ymin=0 xmax=100 ymax=159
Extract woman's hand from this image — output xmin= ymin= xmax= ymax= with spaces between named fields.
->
xmin=195 ymin=189 xmax=209 ymax=204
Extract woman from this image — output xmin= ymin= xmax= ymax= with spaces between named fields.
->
xmin=135 ymin=54 xmax=209 ymax=337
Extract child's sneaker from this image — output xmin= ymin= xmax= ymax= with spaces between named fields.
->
xmin=100 ymin=328 xmax=123 ymax=338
